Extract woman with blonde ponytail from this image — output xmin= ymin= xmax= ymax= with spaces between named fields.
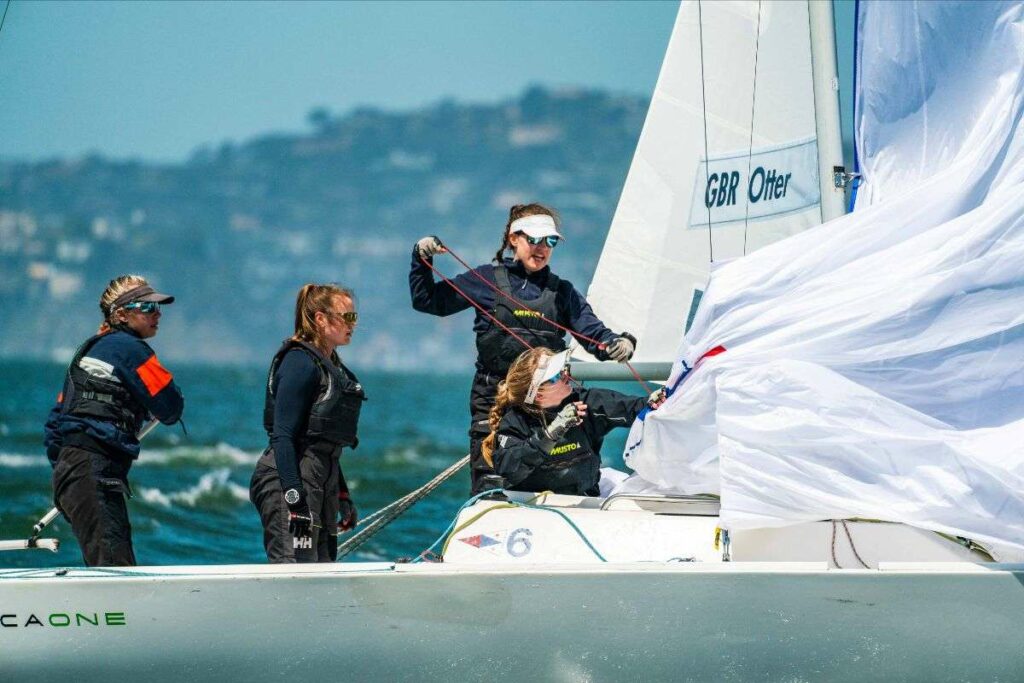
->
xmin=249 ymin=283 xmax=365 ymax=563
xmin=410 ymin=203 xmax=638 ymax=494
xmin=44 ymin=274 xmax=184 ymax=566
xmin=482 ymin=347 xmax=660 ymax=497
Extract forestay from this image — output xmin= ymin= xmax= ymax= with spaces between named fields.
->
xmin=619 ymin=0 xmax=1024 ymax=561
xmin=585 ymin=1 xmax=833 ymax=362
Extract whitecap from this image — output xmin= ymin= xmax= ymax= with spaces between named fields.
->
xmin=0 ymin=452 xmax=48 ymax=468
xmin=137 ymin=468 xmax=251 ymax=509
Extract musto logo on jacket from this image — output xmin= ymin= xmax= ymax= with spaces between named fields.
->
xmin=549 ymin=442 xmax=581 ymax=456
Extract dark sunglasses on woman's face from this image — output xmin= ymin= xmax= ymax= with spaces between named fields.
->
xmin=328 ymin=311 xmax=359 ymax=325
xmin=123 ymin=301 xmax=160 ymax=314
xmin=524 ymin=235 xmax=559 ymax=248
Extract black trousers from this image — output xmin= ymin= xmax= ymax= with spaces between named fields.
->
xmin=52 ymin=446 xmax=136 ymax=567
xmin=250 ymin=448 xmax=340 ymax=563
xmin=469 ymin=370 xmax=502 ymax=495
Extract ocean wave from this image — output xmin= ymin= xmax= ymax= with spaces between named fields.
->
xmin=0 ymin=443 xmax=260 ymax=470
xmin=137 ymin=468 xmax=250 ymax=509
xmin=0 ymin=452 xmax=48 ymax=468
xmin=139 ymin=442 xmax=259 ymax=468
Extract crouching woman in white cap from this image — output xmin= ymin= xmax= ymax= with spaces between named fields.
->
xmin=410 ymin=203 xmax=637 ymax=495
xmin=480 ymin=347 xmax=663 ymax=497
xmin=44 ymin=274 xmax=184 ymax=566
xmin=250 ymin=284 xmax=364 ymax=563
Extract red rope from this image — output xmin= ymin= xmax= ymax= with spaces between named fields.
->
xmin=423 ymin=247 xmax=656 ymax=394
xmin=443 ymin=246 xmax=655 ymax=393
xmin=418 ymin=257 xmax=534 ymax=350
xmin=443 ymin=246 xmax=608 ymax=348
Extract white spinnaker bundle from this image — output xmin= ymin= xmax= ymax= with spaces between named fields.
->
xmin=620 ymin=0 xmax=1024 ymax=561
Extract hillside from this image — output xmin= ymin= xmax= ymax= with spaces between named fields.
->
xmin=0 ymin=86 xmax=647 ymax=369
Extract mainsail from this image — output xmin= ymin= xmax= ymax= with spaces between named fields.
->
xmin=618 ymin=0 xmax=1024 ymax=561
xmin=585 ymin=0 xmax=844 ymax=362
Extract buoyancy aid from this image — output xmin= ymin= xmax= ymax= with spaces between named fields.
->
xmin=475 ymin=266 xmax=566 ymax=375
xmin=530 ymin=419 xmax=601 ymax=495
xmin=63 ymin=333 xmax=149 ymax=436
xmin=263 ymin=340 xmax=366 ymax=457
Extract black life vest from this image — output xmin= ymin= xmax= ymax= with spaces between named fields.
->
xmin=263 ymin=340 xmax=366 ymax=457
xmin=62 ymin=333 xmax=149 ymax=436
xmin=534 ymin=418 xmax=600 ymax=495
xmin=475 ymin=265 xmax=566 ymax=375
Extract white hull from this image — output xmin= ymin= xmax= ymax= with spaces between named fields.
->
xmin=3 ymin=493 xmax=1022 ymax=682
xmin=1 ymin=561 xmax=1022 ymax=682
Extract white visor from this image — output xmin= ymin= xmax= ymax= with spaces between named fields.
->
xmin=508 ymin=214 xmax=563 ymax=239
xmin=525 ymin=349 xmax=570 ymax=404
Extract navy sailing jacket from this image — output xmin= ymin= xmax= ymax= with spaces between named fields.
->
xmin=44 ymin=329 xmax=184 ymax=463
xmin=490 ymin=387 xmax=645 ymax=496
xmin=409 ymin=252 xmax=618 ymax=371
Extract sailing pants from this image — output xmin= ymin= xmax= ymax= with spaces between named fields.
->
xmin=51 ymin=446 xmax=136 ymax=567
xmin=469 ymin=370 xmax=501 ymax=495
xmin=250 ymin=448 xmax=339 ymax=563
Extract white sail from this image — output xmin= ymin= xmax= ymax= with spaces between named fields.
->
xmin=621 ymin=0 xmax=1024 ymax=560
xmin=586 ymin=0 xmax=841 ymax=362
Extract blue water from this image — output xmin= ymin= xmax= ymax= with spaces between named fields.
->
xmin=0 ymin=359 xmax=634 ymax=567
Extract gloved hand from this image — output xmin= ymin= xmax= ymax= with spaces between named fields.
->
xmin=605 ymin=333 xmax=636 ymax=362
xmin=415 ymin=235 xmax=446 ymax=259
xmin=338 ymin=490 xmax=358 ymax=532
xmin=545 ymin=401 xmax=586 ymax=441
xmin=647 ymin=387 xmax=667 ymax=409
xmin=285 ymin=489 xmax=313 ymax=537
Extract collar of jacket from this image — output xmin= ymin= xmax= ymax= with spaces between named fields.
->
xmin=502 ymin=257 xmax=551 ymax=283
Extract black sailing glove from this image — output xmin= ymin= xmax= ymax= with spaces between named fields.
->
xmin=605 ymin=332 xmax=637 ymax=362
xmin=338 ymin=490 xmax=358 ymax=532
xmin=284 ymin=488 xmax=313 ymax=537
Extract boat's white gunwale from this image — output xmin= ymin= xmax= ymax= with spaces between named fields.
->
xmin=2 ymin=560 xmax=1020 ymax=584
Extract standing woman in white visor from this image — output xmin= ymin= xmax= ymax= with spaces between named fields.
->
xmin=409 ymin=203 xmax=636 ymax=494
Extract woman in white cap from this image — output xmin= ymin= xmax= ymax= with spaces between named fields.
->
xmin=410 ymin=203 xmax=636 ymax=494
xmin=44 ymin=274 xmax=184 ymax=566
xmin=480 ymin=347 xmax=660 ymax=496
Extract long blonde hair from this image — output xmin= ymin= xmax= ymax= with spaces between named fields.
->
xmin=481 ymin=347 xmax=555 ymax=467
xmin=97 ymin=274 xmax=149 ymax=335
xmin=292 ymin=283 xmax=354 ymax=352
xmin=492 ymin=203 xmax=560 ymax=264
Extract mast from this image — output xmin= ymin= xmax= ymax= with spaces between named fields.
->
xmin=808 ymin=0 xmax=846 ymax=222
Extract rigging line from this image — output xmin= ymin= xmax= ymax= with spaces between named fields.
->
xmin=443 ymin=246 xmax=608 ymax=349
xmin=742 ymin=0 xmax=764 ymax=256
xmin=697 ymin=0 xmax=714 ymax=263
xmin=441 ymin=246 xmax=655 ymax=394
xmin=0 ymin=1 xmax=11 ymax=37
xmin=418 ymin=256 xmax=534 ymax=350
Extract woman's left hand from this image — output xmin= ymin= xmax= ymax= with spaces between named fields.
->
xmin=338 ymin=491 xmax=358 ymax=531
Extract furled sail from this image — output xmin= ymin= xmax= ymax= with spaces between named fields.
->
xmin=585 ymin=0 xmax=842 ymax=362
xmin=620 ymin=0 xmax=1024 ymax=561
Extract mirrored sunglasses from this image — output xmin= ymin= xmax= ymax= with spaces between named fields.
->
xmin=544 ymin=368 xmax=568 ymax=385
xmin=524 ymin=235 xmax=559 ymax=248
xmin=123 ymin=301 xmax=160 ymax=314
xmin=329 ymin=311 xmax=359 ymax=325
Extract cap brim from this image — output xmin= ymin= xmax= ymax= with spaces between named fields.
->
xmin=538 ymin=349 xmax=570 ymax=383
xmin=516 ymin=225 xmax=564 ymax=239
xmin=136 ymin=291 xmax=175 ymax=304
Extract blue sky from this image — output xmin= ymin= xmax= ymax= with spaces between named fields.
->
xmin=0 ymin=0 xmax=681 ymax=161
xmin=0 ymin=0 xmax=855 ymax=164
